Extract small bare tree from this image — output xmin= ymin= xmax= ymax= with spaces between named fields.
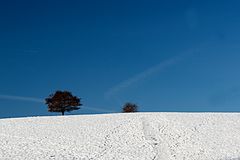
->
xmin=122 ymin=102 xmax=138 ymax=113
xmin=45 ymin=91 xmax=82 ymax=115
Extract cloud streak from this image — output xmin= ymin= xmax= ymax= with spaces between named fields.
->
xmin=0 ymin=94 xmax=113 ymax=113
xmin=104 ymin=52 xmax=195 ymax=100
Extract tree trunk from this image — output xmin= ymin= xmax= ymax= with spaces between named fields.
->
xmin=61 ymin=111 xmax=64 ymax=115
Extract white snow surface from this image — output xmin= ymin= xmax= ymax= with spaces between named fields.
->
xmin=1 ymin=113 xmax=240 ymax=160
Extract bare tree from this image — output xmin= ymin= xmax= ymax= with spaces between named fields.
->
xmin=122 ymin=102 xmax=138 ymax=113
xmin=45 ymin=91 xmax=82 ymax=115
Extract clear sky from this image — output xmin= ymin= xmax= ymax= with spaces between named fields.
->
xmin=1 ymin=0 xmax=240 ymax=118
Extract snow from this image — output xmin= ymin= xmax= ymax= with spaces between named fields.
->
xmin=0 ymin=113 xmax=240 ymax=160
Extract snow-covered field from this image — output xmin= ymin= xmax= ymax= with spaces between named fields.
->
xmin=1 ymin=113 xmax=240 ymax=160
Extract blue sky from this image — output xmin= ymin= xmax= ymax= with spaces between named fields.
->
xmin=1 ymin=0 xmax=240 ymax=118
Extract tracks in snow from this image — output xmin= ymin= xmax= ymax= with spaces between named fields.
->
xmin=141 ymin=117 xmax=171 ymax=160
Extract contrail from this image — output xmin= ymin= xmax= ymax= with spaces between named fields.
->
xmin=104 ymin=52 xmax=196 ymax=100
xmin=0 ymin=94 xmax=44 ymax=103
xmin=0 ymin=94 xmax=113 ymax=113
xmin=82 ymin=106 xmax=116 ymax=113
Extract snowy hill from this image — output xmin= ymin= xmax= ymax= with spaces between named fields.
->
xmin=1 ymin=113 xmax=240 ymax=160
